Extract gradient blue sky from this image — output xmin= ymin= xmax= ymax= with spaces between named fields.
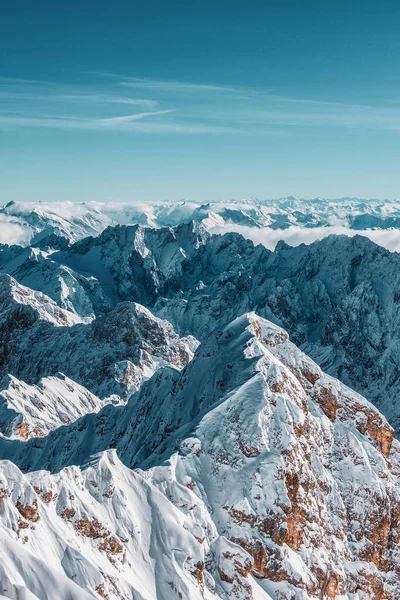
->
xmin=1 ymin=0 xmax=400 ymax=202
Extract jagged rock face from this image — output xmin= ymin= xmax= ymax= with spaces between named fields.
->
xmin=1 ymin=314 xmax=399 ymax=599
xmin=2 ymin=208 xmax=400 ymax=599
xmin=52 ymin=221 xmax=211 ymax=307
xmin=263 ymin=236 xmax=400 ymax=434
xmin=0 ymin=275 xmax=198 ymax=401
xmin=0 ymin=200 xmax=112 ymax=245
xmin=0 ymin=452 xmax=210 ymax=600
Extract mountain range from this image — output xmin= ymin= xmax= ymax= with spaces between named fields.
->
xmin=1 ymin=199 xmax=400 ymax=599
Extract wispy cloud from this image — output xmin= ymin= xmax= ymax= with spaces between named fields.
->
xmin=58 ymin=93 xmax=159 ymax=109
xmin=0 ymin=214 xmax=33 ymax=245
xmin=0 ymin=76 xmax=232 ymax=134
xmin=0 ymin=76 xmax=51 ymax=85
xmin=98 ymin=109 xmax=173 ymax=123
xmin=0 ymin=114 xmax=229 ymax=134
xmin=2 ymin=73 xmax=400 ymax=136
xmin=118 ymin=76 xmax=243 ymax=94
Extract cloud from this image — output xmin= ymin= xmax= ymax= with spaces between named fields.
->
xmin=115 ymin=75 xmax=244 ymax=94
xmin=4 ymin=73 xmax=400 ymax=137
xmin=98 ymin=109 xmax=173 ymax=123
xmin=0 ymin=215 xmax=33 ymax=245
xmin=209 ymin=223 xmax=400 ymax=253
xmin=2 ymin=199 xmax=400 ymax=254
xmin=0 ymin=77 xmax=50 ymax=85
xmin=57 ymin=94 xmax=159 ymax=109
xmin=0 ymin=114 xmax=229 ymax=134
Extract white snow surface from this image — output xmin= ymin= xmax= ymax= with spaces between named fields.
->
xmin=2 ymin=221 xmax=400 ymax=432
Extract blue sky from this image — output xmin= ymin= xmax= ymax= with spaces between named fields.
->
xmin=1 ymin=0 xmax=400 ymax=202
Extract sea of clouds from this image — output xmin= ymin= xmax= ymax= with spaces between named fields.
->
xmin=0 ymin=214 xmax=33 ymax=245
xmin=1 ymin=199 xmax=400 ymax=253
xmin=210 ymin=223 xmax=400 ymax=253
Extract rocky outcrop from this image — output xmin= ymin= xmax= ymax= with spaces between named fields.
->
xmin=15 ymin=499 xmax=39 ymax=522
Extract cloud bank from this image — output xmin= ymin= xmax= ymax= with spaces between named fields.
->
xmin=210 ymin=224 xmax=400 ymax=253
xmin=0 ymin=215 xmax=33 ymax=245
xmin=2 ymin=199 xmax=400 ymax=254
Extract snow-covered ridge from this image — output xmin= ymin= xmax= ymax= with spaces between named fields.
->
xmin=2 ymin=201 xmax=400 ymax=598
xmin=0 ymin=314 xmax=399 ymax=599
xmin=0 ymin=374 xmax=107 ymax=440
xmin=0 ymin=272 xmax=83 ymax=327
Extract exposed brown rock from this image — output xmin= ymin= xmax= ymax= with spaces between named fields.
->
xmin=223 ymin=551 xmax=253 ymax=578
xmin=365 ymin=417 xmax=393 ymax=458
xmin=99 ymin=535 xmax=123 ymax=555
xmin=102 ymin=487 xmax=114 ymax=498
xmin=15 ymin=422 xmax=30 ymax=440
xmin=43 ymin=491 xmax=53 ymax=504
xmin=228 ymin=506 xmax=257 ymax=528
xmin=270 ymin=381 xmax=285 ymax=393
xmin=302 ymin=368 xmax=321 ymax=385
xmin=15 ymin=422 xmax=45 ymax=440
xmin=95 ymin=583 xmax=109 ymax=599
xmin=316 ymin=385 xmax=340 ymax=420
xmin=218 ymin=566 xmax=234 ymax=585
xmin=74 ymin=518 xmax=106 ymax=539
xmin=190 ymin=560 xmax=205 ymax=585
xmin=194 ymin=535 xmax=205 ymax=544
xmin=61 ymin=508 xmax=75 ymax=521
xmin=239 ymin=440 xmax=260 ymax=458
xmin=347 ymin=569 xmax=388 ymax=600
xmin=341 ymin=396 xmax=394 ymax=458
xmin=16 ymin=499 xmax=39 ymax=522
